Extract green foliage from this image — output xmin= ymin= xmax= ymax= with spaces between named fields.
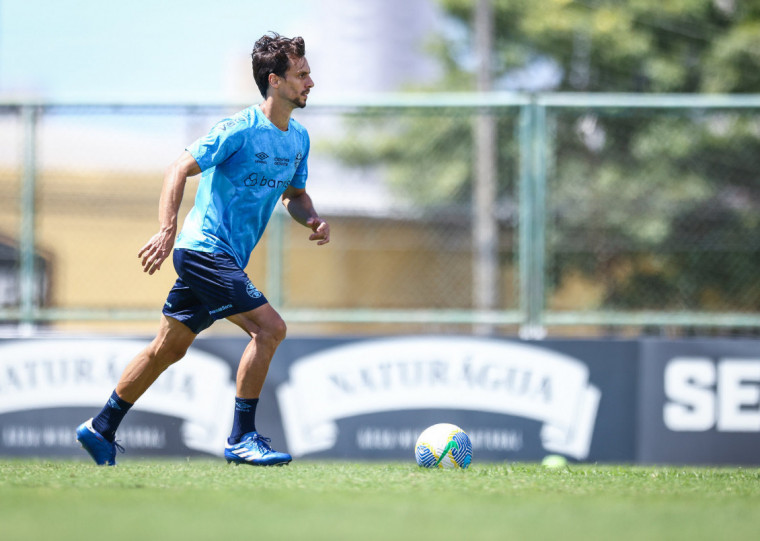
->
xmin=321 ymin=108 xmax=521 ymax=209
xmin=327 ymin=0 xmax=760 ymax=314
xmin=439 ymin=0 xmax=756 ymax=93
xmin=703 ymin=21 xmax=760 ymax=92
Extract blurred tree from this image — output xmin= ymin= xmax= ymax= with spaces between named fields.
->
xmin=440 ymin=0 xmax=760 ymax=93
xmin=326 ymin=0 xmax=760 ymax=314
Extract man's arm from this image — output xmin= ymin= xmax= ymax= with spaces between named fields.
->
xmin=138 ymin=151 xmax=202 ymax=274
xmin=281 ymin=186 xmax=330 ymax=245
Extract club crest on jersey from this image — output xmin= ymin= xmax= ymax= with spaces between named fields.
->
xmin=246 ymin=281 xmax=262 ymax=299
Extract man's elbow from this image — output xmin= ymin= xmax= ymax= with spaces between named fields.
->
xmin=282 ymin=188 xmax=304 ymax=205
xmin=166 ymin=152 xmax=201 ymax=179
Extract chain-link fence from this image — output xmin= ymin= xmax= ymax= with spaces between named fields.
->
xmin=1 ymin=94 xmax=759 ymax=336
xmin=539 ymin=94 xmax=760 ymax=334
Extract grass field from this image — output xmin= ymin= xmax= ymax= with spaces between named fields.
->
xmin=1 ymin=459 xmax=759 ymax=541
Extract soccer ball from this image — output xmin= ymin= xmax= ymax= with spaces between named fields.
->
xmin=414 ymin=423 xmax=472 ymax=469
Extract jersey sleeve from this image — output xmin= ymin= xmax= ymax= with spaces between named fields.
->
xmin=290 ymin=132 xmax=310 ymax=190
xmin=186 ymin=117 xmax=246 ymax=171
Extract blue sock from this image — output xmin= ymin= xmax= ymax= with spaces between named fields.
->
xmin=91 ymin=390 xmax=133 ymax=443
xmin=228 ymin=397 xmax=259 ymax=444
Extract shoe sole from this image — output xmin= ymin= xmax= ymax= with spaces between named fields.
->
xmin=76 ymin=442 xmax=114 ymax=465
xmin=76 ymin=441 xmax=115 ymax=465
xmin=226 ymin=458 xmax=292 ymax=467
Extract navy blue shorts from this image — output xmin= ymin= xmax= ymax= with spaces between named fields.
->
xmin=162 ymin=249 xmax=268 ymax=334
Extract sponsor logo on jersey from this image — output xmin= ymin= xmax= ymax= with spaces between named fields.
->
xmin=209 ymin=304 xmax=233 ymax=315
xmin=218 ymin=118 xmax=243 ymax=131
xmin=244 ymin=173 xmax=291 ymax=190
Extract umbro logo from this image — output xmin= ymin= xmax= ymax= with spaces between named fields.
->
xmin=255 ymin=152 xmax=269 ymax=160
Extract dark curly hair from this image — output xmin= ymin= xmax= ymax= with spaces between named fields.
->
xmin=251 ymin=32 xmax=306 ymax=98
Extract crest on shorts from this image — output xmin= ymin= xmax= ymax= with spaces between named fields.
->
xmin=246 ymin=281 xmax=262 ymax=299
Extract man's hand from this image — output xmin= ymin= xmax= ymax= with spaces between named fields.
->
xmin=307 ymin=217 xmax=330 ymax=245
xmin=138 ymin=230 xmax=175 ymax=275
xmin=138 ymin=151 xmax=198 ymax=275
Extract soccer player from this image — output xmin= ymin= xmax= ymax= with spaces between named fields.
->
xmin=76 ymin=33 xmax=329 ymax=466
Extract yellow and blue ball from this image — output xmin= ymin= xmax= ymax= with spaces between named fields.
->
xmin=415 ymin=423 xmax=473 ymax=469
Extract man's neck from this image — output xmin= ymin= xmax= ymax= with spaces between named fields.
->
xmin=259 ymin=98 xmax=293 ymax=131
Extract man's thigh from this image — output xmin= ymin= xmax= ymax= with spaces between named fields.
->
xmin=227 ymin=303 xmax=286 ymax=338
xmin=164 ymin=249 xmax=269 ymax=332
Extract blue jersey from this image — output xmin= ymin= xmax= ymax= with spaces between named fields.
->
xmin=175 ymin=105 xmax=310 ymax=268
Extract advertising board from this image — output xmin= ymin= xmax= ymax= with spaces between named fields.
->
xmin=0 ymin=335 xmax=637 ymax=463
xmin=638 ymin=339 xmax=760 ymax=465
xmin=2 ymin=335 xmax=757 ymax=465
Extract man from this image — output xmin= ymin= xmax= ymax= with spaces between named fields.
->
xmin=76 ymin=33 xmax=329 ymax=466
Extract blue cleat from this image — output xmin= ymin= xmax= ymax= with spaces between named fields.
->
xmin=75 ymin=418 xmax=124 ymax=466
xmin=224 ymin=432 xmax=292 ymax=466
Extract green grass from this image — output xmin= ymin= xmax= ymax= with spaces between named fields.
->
xmin=1 ymin=460 xmax=759 ymax=541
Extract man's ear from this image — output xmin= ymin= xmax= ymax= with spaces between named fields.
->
xmin=268 ymin=73 xmax=279 ymax=88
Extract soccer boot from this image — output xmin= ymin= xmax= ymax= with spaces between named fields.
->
xmin=224 ymin=432 xmax=292 ymax=466
xmin=75 ymin=418 xmax=124 ymax=466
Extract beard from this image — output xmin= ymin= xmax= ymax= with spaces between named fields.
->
xmin=288 ymin=90 xmax=308 ymax=109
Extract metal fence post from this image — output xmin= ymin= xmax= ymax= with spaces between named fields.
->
xmin=519 ymin=98 xmax=547 ymax=339
xmin=518 ymin=103 xmax=533 ymax=331
xmin=266 ymin=206 xmax=286 ymax=308
xmin=19 ymin=105 xmax=39 ymax=331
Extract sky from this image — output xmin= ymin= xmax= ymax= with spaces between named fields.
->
xmin=0 ymin=0 xmax=446 ymax=213
xmin=0 ymin=0 xmax=313 ymax=102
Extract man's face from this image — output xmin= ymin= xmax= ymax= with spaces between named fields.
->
xmin=274 ymin=56 xmax=314 ymax=109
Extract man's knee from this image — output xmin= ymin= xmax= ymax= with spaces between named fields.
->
xmin=150 ymin=324 xmax=195 ymax=366
xmin=274 ymin=317 xmax=287 ymax=343
xmin=262 ymin=316 xmax=287 ymax=345
xmin=147 ymin=340 xmax=189 ymax=368
xmin=159 ymin=341 xmax=191 ymax=364
xmin=228 ymin=306 xmax=287 ymax=345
